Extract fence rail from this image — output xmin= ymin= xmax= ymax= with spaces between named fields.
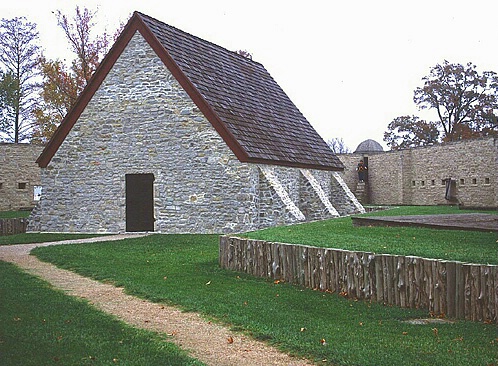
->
xmin=0 ymin=218 xmax=28 ymax=236
xmin=219 ymin=236 xmax=498 ymax=324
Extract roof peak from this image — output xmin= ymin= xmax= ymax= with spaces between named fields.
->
xmin=134 ymin=11 xmax=262 ymax=66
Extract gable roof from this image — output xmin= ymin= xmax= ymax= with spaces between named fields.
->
xmin=37 ymin=11 xmax=343 ymax=171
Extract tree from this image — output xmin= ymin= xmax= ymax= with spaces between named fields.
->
xmin=55 ymin=6 xmax=111 ymax=85
xmin=31 ymin=58 xmax=80 ymax=142
xmin=32 ymin=6 xmax=113 ymax=142
xmin=0 ymin=17 xmax=40 ymax=143
xmin=236 ymin=49 xmax=253 ymax=60
xmin=0 ymin=71 xmax=17 ymax=138
xmin=414 ymin=60 xmax=498 ymax=142
xmin=326 ymin=137 xmax=351 ymax=153
xmin=383 ymin=115 xmax=439 ymax=150
xmin=384 ymin=61 xmax=498 ymax=149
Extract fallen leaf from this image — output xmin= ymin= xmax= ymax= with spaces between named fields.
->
xmin=205 ymin=281 xmax=211 ymax=285
xmin=300 ymin=327 xmax=306 ymax=332
xmin=402 ymin=332 xmax=408 ymax=335
xmin=320 ymin=338 xmax=327 ymax=346
xmin=227 ymin=336 xmax=234 ymax=344
xmin=432 ymin=328 xmax=439 ymax=337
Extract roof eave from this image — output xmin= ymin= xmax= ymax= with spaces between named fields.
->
xmin=244 ymin=157 xmax=344 ymax=171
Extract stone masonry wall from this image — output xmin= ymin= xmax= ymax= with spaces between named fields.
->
xmin=0 ymin=143 xmax=43 ymax=211
xmin=28 ymin=32 xmax=360 ymax=233
xmin=338 ymin=137 xmax=498 ymax=207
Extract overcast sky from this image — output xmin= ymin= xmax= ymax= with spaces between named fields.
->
xmin=2 ymin=0 xmax=497 ymax=151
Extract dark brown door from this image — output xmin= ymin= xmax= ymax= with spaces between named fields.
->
xmin=126 ymin=174 xmax=154 ymax=232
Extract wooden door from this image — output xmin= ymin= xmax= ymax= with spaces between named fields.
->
xmin=126 ymin=174 xmax=154 ymax=232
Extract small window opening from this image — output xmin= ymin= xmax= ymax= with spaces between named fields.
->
xmin=0 ymin=182 xmax=3 ymax=189
xmin=18 ymin=182 xmax=27 ymax=189
xmin=484 ymin=177 xmax=490 ymax=184
xmin=431 ymin=180 xmax=435 ymax=186
xmin=441 ymin=179 xmax=446 ymax=185
xmin=411 ymin=180 xmax=416 ymax=186
xmin=421 ymin=180 xmax=425 ymax=186
xmin=471 ymin=178 xmax=477 ymax=185
xmin=459 ymin=178 xmax=465 ymax=185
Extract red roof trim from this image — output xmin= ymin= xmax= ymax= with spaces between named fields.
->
xmin=249 ymin=158 xmax=343 ymax=171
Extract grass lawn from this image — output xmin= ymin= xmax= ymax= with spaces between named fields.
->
xmin=362 ymin=205 xmax=498 ymax=217
xmin=0 ymin=210 xmax=109 ymax=245
xmin=0 ymin=260 xmax=204 ymax=366
xmin=0 ymin=233 xmax=109 ymax=246
xmin=0 ymin=210 xmax=31 ymax=219
xmin=243 ymin=206 xmax=498 ymax=265
xmin=31 ymin=231 xmax=498 ymax=366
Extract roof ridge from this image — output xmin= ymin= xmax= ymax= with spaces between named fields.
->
xmin=134 ymin=11 xmax=263 ymax=67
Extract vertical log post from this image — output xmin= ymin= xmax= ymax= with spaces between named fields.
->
xmin=219 ymin=237 xmax=497 ymax=324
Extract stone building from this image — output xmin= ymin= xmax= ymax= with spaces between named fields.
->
xmin=28 ymin=12 xmax=363 ymax=234
xmin=0 ymin=143 xmax=43 ymax=211
xmin=338 ymin=137 xmax=498 ymax=208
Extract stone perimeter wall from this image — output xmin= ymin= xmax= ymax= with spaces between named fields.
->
xmin=338 ymin=137 xmax=498 ymax=208
xmin=27 ymin=32 xmax=360 ymax=234
xmin=0 ymin=143 xmax=43 ymax=211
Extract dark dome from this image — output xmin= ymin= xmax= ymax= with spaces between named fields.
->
xmin=354 ymin=139 xmax=384 ymax=154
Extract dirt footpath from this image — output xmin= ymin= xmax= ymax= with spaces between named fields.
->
xmin=0 ymin=235 xmax=314 ymax=366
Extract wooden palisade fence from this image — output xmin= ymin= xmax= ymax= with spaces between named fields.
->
xmin=219 ymin=236 xmax=498 ymax=324
xmin=0 ymin=218 xmax=28 ymax=236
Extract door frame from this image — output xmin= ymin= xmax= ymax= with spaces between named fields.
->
xmin=125 ymin=173 xmax=155 ymax=232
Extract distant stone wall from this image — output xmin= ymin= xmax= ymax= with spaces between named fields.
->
xmin=0 ymin=143 xmax=43 ymax=211
xmin=338 ymin=137 xmax=498 ymax=208
xmin=28 ymin=32 xmax=360 ymax=234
